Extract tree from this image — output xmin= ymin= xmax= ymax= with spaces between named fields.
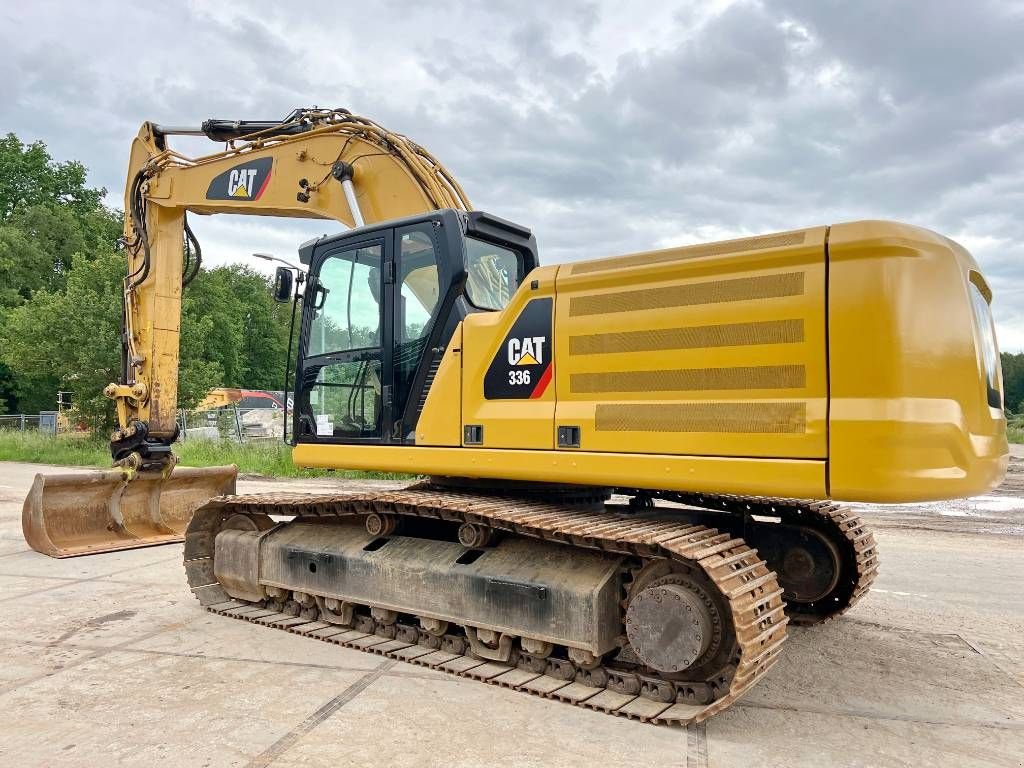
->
xmin=2 ymin=250 xmax=125 ymax=426
xmin=10 ymin=203 xmax=120 ymax=277
xmin=1002 ymin=352 xmax=1024 ymax=414
xmin=0 ymin=134 xmax=122 ymax=415
xmin=0 ymin=224 xmax=46 ymax=308
xmin=184 ymin=266 xmax=293 ymax=390
xmin=0 ymin=134 xmax=107 ymax=223
xmin=0 ymin=134 xmax=295 ymax=423
xmin=0 ymin=204 xmax=122 ymax=309
xmin=0 ymin=251 xmax=226 ymax=428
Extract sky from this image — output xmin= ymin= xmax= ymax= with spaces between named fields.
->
xmin=1 ymin=0 xmax=1022 ymax=350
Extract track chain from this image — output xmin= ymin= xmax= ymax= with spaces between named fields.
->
xmin=633 ymin=490 xmax=878 ymax=624
xmin=183 ymin=487 xmax=788 ymax=725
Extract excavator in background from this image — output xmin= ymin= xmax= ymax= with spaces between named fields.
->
xmin=195 ymin=389 xmax=287 ymax=413
xmin=22 ymin=108 xmax=1008 ymax=724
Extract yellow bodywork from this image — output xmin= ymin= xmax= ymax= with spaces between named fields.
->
xmin=415 ymin=324 xmax=463 ymax=446
xmin=296 ymin=220 xmax=1008 ymax=503
xmin=828 ymin=221 xmax=1007 ymax=501
xmin=461 ymin=266 xmax=560 ymax=448
xmin=196 ymin=388 xmax=243 ymax=411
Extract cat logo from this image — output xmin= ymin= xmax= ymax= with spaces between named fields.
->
xmin=508 ymin=336 xmax=545 ymax=366
xmin=205 ymin=157 xmax=273 ymax=201
xmin=484 ymin=298 xmax=553 ymax=400
xmin=228 ymin=168 xmax=258 ymax=198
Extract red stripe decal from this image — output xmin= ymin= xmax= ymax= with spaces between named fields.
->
xmin=529 ymin=363 xmax=553 ymax=399
xmin=254 ymin=170 xmax=272 ymax=200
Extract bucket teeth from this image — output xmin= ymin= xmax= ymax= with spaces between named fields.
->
xmin=21 ymin=465 xmax=237 ymax=558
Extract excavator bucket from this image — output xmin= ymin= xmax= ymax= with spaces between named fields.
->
xmin=22 ymin=465 xmax=237 ymax=558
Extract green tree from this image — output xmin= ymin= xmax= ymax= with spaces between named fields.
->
xmin=0 ymin=363 xmax=16 ymax=414
xmin=2 ymin=251 xmax=125 ymax=426
xmin=184 ymin=266 xmax=293 ymax=390
xmin=10 ymin=203 xmax=121 ymax=278
xmin=0 ymin=224 xmax=46 ymax=307
xmin=0 ymin=204 xmax=121 ymax=309
xmin=0 ymin=134 xmax=122 ymax=415
xmin=1001 ymin=352 xmax=1024 ymax=414
xmin=0 ymin=134 xmax=106 ymax=223
xmin=0 ymin=134 xmax=295 ymax=422
xmin=0 ymin=251 xmax=226 ymax=428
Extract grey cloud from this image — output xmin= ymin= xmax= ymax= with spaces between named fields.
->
xmin=1 ymin=0 xmax=1022 ymax=349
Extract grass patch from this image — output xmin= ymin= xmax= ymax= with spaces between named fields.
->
xmin=0 ymin=430 xmax=110 ymax=467
xmin=0 ymin=430 xmax=412 ymax=480
xmin=1008 ymin=422 xmax=1024 ymax=445
xmin=176 ymin=439 xmax=411 ymax=480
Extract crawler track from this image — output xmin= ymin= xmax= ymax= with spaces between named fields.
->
xmin=184 ymin=487 xmax=788 ymax=725
xmin=631 ymin=491 xmax=878 ymax=624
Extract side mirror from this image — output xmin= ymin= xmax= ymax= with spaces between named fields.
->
xmin=273 ymin=266 xmax=293 ymax=302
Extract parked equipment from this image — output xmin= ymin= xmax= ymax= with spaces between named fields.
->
xmin=23 ymin=108 xmax=1008 ymax=723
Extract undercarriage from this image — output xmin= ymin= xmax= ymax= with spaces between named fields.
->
xmin=184 ymin=484 xmax=877 ymax=724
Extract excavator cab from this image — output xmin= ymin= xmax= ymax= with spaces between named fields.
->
xmin=291 ymin=209 xmax=537 ymax=445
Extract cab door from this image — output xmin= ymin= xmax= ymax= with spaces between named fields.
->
xmin=295 ymin=223 xmax=448 ymax=445
xmin=295 ymin=235 xmax=393 ymax=443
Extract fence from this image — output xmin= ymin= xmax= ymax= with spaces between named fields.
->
xmin=1 ymin=407 xmax=287 ymax=443
xmin=0 ymin=414 xmax=51 ymax=433
xmin=178 ymin=407 xmax=285 ymax=443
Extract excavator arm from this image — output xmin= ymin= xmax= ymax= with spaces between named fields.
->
xmin=23 ymin=108 xmax=470 ymax=557
xmin=110 ymin=108 xmax=470 ymax=467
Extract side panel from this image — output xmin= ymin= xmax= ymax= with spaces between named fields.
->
xmin=292 ymin=443 xmax=827 ymax=498
xmin=415 ymin=323 xmax=463 ymax=446
xmin=554 ymin=228 xmax=828 ymax=458
xmin=258 ymin=521 xmax=624 ymax=653
xmin=460 ymin=266 xmax=559 ymax=448
xmin=828 ymin=221 xmax=1008 ymax=502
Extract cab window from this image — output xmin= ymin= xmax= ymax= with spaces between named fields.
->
xmin=968 ymin=281 xmax=1002 ymax=409
xmin=308 ymin=245 xmax=382 ymax=356
xmin=465 ymin=237 xmax=519 ymax=311
xmin=302 ymin=243 xmax=384 ymax=439
xmin=399 ymin=230 xmax=439 ymax=342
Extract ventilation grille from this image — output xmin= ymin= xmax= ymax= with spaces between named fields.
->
xmin=569 ymin=319 xmax=804 ymax=356
xmin=572 ymin=232 xmax=807 ymax=275
xmin=569 ymin=272 xmax=804 ymax=317
xmin=570 ymin=365 xmax=805 ymax=394
xmin=595 ymin=402 xmax=807 ymax=433
xmin=415 ymin=356 xmax=443 ymax=415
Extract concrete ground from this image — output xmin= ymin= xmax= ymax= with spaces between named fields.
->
xmin=0 ymin=460 xmax=1022 ymax=768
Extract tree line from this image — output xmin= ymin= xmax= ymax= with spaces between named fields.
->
xmin=1003 ymin=352 xmax=1024 ymax=415
xmin=1 ymin=134 xmax=1023 ymax=427
xmin=0 ymin=134 xmax=295 ymax=427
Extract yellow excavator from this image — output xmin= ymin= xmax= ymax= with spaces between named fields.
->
xmin=22 ymin=108 xmax=1008 ymax=724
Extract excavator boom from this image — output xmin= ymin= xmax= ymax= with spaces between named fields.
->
xmin=24 ymin=108 xmax=467 ymax=557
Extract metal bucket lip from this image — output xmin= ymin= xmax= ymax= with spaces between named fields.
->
xmin=25 ymin=468 xmax=130 ymax=487
xmin=22 ymin=464 xmax=238 ymax=558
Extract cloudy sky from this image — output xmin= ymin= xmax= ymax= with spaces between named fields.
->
xmin=2 ymin=0 xmax=1022 ymax=350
